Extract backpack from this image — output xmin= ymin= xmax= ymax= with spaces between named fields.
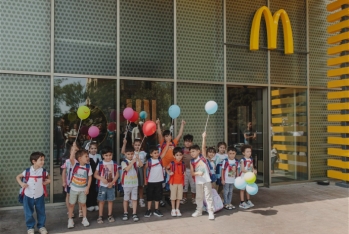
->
xmin=169 ymin=161 xmax=185 ymax=185
xmin=221 ymin=158 xmax=238 ymax=181
xmin=190 ymin=155 xmax=216 ymax=182
xmin=238 ymin=158 xmax=253 ymax=176
xmin=97 ymin=161 xmax=118 ymax=187
xmin=18 ymin=168 xmax=48 ymax=203
xmin=203 ymin=189 xmax=223 ymax=213
xmin=121 ymin=159 xmax=137 ymax=186
xmin=145 ymin=158 xmax=163 ymax=183
xmin=70 ymin=163 xmax=91 ymax=186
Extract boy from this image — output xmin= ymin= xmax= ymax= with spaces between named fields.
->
xmin=190 ymin=140 xmax=215 ymax=220
xmin=181 ymin=134 xmax=196 ymax=204
xmin=239 ymin=144 xmax=257 ymax=209
xmin=121 ymin=146 xmax=143 ymax=222
xmin=67 ymin=149 xmax=92 ymax=228
xmin=143 ymin=145 xmax=169 ymax=217
xmin=16 ymin=152 xmax=50 ymax=234
xmin=166 ymin=147 xmax=185 ymax=217
xmin=221 ymin=146 xmax=238 ymax=210
xmin=94 ymin=146 xmax=119 ymax=223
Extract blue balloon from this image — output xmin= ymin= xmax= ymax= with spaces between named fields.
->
xmin=168 ymin=105 xmax=180 ymax=119
xmin=140 ymin=111 xmax=147 ymax=119
xmin=234 ymin=177 xmax=247 ymax=190
xmin=205 ymin=101 xmax=218 ymax=115
xmin=246 ymin=183 xmax=259 ymax=195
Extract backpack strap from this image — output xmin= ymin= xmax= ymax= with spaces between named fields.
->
xmin=42 ymin=169 xmax=48 ymax=197
xmin=97 ymin=161 xmax=104 ymax=188
xmin=21 ymin=168 xmax=31 ymax=197
xmin=146 ymin=158 xmax=162 ymax=183
xmin=21 ymin=168 xmax=48 ymax=198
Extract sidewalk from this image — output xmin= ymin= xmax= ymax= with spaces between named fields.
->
xmin=0 ymin=182 xmax=348 ymax=234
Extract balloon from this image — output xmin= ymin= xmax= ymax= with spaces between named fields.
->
xmin=142 ymin=120 xmax=156 ymax=136
xmin=129 ymin=111 xmax=139 ymax=122
xmin=246 ymin=183 xmax=258 ymax=195
xmin=139 ymin=111 xmax=147 ymax=119
xmin=168 ymin=105 xmax=180 ymax=119
xmin=205 ymin=101 xmax=218 ymax=115
xmin=123 ymin=107 xmax=134 ymax=120
xmin=110 ymin=110 xmax=116 ymax=121
xmin=88 ymin=126 xmax=100 ymax=138
xmin=107 ymin=122 xmax=116 ymax=131
xmin=68 ymin=112 xmax=77 ymax=122
xmin=80 ymin=126 xmax=88 ymax=135
xmin=234 ymin=177 xmax=247 ymax=190
xmin=77 ymin=106 xmax=90 ymax=120
xmin=244 ymin=172 xmax=256 ymax=184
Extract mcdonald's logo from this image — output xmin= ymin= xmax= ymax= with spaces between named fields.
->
xmin=250 ymin=6 xmax=294 ymax=54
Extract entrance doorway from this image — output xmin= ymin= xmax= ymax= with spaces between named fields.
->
xmin=227 ymin=86 xmax=268 ymax=186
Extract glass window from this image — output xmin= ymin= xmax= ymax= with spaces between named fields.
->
xmin=271 ymin=87 xmax=308 ymax=182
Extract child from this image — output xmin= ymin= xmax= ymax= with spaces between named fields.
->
xmin=221 ymin=147 xmax=238 ymax=209
xmin=239 ymin=144 xmax=257 ymax=209
xmin=121 ymin=138 xmax=147 ymax=208
xmin=201 ymin=133 xmax=218 ymax=190
xmin=67 ymin=149 xmax=92 ymax=228
xmin=181 ymin=134 xmax=196 ymax=204
xmin=143 ymin=145 xmax=169 ymax=217
xmin=16 ymin=152 xmax=50 ymax=234
xmin=213 ymin=141 xmax=228 ymax=196
xmin=87 ymin=142 xmax=102 ymax=211
xmin=166 ymin=147 xmax=185 ymax=217
xmin=121 ymin=146 xmax=143 ymax=222
xmin=190 ymin=135 xmax=214 ymax=220
xmin=94 ymin=146 xmax=119 ymax=223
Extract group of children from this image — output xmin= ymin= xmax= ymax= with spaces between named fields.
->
xmin=17 ymin=119 xmax=257 ymax=234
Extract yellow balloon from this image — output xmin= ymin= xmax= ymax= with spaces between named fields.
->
xmin=77 ymin=106 xmax=90 ymax=120
xmin=244 ymin=172 xmax=256 ymax=184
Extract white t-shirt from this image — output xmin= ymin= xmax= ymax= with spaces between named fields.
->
xmin=147 ymin=159 xmax=164 ymax=183
xmin=213 ymin=153 xmax=228 ymax=166
xmin=193 ymin=157 xmax=211 ymax=184
xmin=22 ymin=167 xmax=49 ymax=199
xmin=96 ymin=160 xmax=116 ymax=187
xmin=239 ymin=158 xmax=253 ymax=177
xmin=134 ymin=151 xmax=147 ymax=164
xmin=271 ymin=148 xmax=278 ymax=158
xmin=224 ymin=159 xmax=237 ymax=184
xmin=89 ymin=153 xmax=102 ymax=163
xmin=121 ymin=159 xmax=138 ymax=187
xmin=70 ymin=164 xmax=93 ymax=192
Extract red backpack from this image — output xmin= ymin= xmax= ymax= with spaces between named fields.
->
xmin=121 ymin=160 xmax=137 ymax=186
xmin=221 ymin=158 xmax=238 ymax=181
xmin=169 ymin=161 xmax=185 ymax=185
xmin=190 ymin=155 xmax=213 ymax=182
xmin=145 ymin=158 xmax=163 ymax=183
xmin=18 ymin=168 xmax=48 ymax=203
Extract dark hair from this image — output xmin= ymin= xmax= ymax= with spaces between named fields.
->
xmin=217 ymin=142 xmax=227 ymax=148
xmin=173 ymin=147 xmax=183 ymax=156
xmin=30 ymin=152 xmax=45 ymax=165
xmin=148 ymin=146 xmax=158 ymax=154
xmin=89 ymin=142 xmax=98 ymax=149
xmin=125 ymin=146 xmax=135 ymax=153
xmin=75 ymin=149 xmax=88 ymax=161
xmin=227 ymin=146 xmax=237 ymax=153
xmin=162 ymin=130 xmax=171 ymax=137
xmin=207 ymin=147 xmax=216 ymax=154
xmin=241 ymin=144 xmax=252 ymax=153
xmin=101 ymin=146 xmax=113 ymax=155
xmin=134 ymin=138 xmax=142 ymax=144
xmin=183 ymin=134 xmax=193 ymax=142
xmin=189 ymin=144 xmax=200 ymax=151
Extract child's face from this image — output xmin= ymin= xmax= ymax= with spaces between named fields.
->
xmin=184 ymin=140 xmax=193 ymax=149
xmin=103 ymin=152 xmax=113 ymax=162
xmin=228 ymin=150 xmax=236 ymax=160
xmin=190 ymin=149 xmax=200 ymax=159
xmin=89 ymin=145 xmax=97 ymax=155
xmin=150 ymin=150 xmax=160 ymax=159
xmin=174 ymin=152 xmax=183 ymax=162
xmin=125 ymin=152 xmax=134 ymax=161
xmin=32 ymin=156 xmax=45 ymax=168
xmin=164 ymin=134 xmax=172 ymax=142
xmin=79 ymin=153 xmax=89 ymax=165
xmin=218 ymin=145 xmax=226 ymax=154
xmin=133 ymin=141 xmax=141 ymax=151
xmin=207 ymin=151 xmax=215 ymax=159
xmin=243 ymin=148 xmax=252 ymax=158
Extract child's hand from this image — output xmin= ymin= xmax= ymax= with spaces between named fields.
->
xmin=169 ymin=172 xmax=174 ymax=176
xmin=62 ymin=182 xmax=66 ymax=187
xmin=20 ymin=182 xmax=29 ymax=189
xmin=101 ymin=178 xmax=108 ymax=185
xmin=202 ymin=131 xmax=206 ymax=138
xmin=43 ymin=179 xmax=51 ymax=185
xmin=196 ymin=171 xmax=203 ymax=176
xmin=181 ymin=119 xmax=186 ymax=125
xmin=144 ymin=181 xmax=148 ymax=186
xmin=84 ymin=187 xmax=89 ymax=195
xmin=107 ymin=183 xmax=113 ymax=188
xmin=221 ymin=180 xmax=225 ymax=185
xmin=253 ymin=169 xmax=257 ymax=174
xmin=156 ymin=119 xmax=160 ymax=125
xmin=123 ymin=138 xmax=127 ymax=145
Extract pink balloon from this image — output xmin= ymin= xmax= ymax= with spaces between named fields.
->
xmin=123 ymin=107 xmax=134 ymax=120
xmin=88 ymin=126 xmax=100 ymax=138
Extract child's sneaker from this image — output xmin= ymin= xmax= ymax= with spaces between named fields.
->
xmin=176 ymin=209 xmax=182 ymax=217
xmin=171 ymin=209 xmax=177 ymax=217
xmin=122 ymin=212 xmax=129 ymax=221
xmin=208 ymin=211 xmax=215 ymax=220
xmin=132 ymin=214 xmax=139 ymax=222
xmin=159 ymin=200 xmax=166 ymax=207
xmin=79 ymin=210 xmax=83 ymax=218
xmin=67 ymin=218 xmax=74 ymax=229
xmin=129 ymin=200 xmax=133 ymax=208
xmin=191 ymin=198 xmax=196 ymax=204
xmin=81 ymin=217 xmax=90 ymax=227
xmin=192 ymin=210 xmax=202 ymax=217
xmin=27 ymin=229 xmax=35 ymax=234
xmin=239 ymin=202 xmax=249 ymax=209
xmin=153 ymin=209 xmax=163 ymax=217
xmin=144 ymin=209 xmax=152 ymax=218
xmin=39 ymin=227 xmax=48 ymax=234
xmin=87 ymin=206 xmax=95 ymax=212
xmin=94 ymin=206 xmax=99 ymax=211
xmin=246 ymin=200 xmax=254 ymax=208
xmin=139 ymin=199 xmax=145 ymax=207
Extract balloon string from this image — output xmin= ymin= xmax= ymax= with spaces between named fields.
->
xmin=204 ymin=114 xmax=210 ymax=132
xmin=140 ymin=136 xmax=146 ymax=148
xmin=124 ymin=121 xmax=129 ymax=139
xmin=75 ymin=120 xmax=82 ymax=143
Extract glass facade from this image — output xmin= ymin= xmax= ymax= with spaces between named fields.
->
xmin=0 ymin=0 xmax=332 ymax=207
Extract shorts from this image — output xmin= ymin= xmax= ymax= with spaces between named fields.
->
xmin=137 ymin=167 xmax=144 ymax=186
xmin=146 ymin=182 xmax=162 ymax=201
xmin=170 ymin=184 xmax=183 ymax=200
xmin=69 ymin=189 xmax=87 ymax=204
xmin=123 ymin=186 xmax=138 ymax=201
xmin=183 ymin=169 xmax=196 ymax=193
xmin=97 ymin=186 xmax=116 ymax=201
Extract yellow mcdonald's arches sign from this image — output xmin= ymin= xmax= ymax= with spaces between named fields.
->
xmin=250 ymin=6 xmax=294 ymax=54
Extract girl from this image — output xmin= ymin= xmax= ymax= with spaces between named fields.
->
xmin=201 ymin=133 xmax=217 ymax=190
xmin=214 ymin=142 xmax=228 ymax=197
xmin=86 ymin=142 xmax=102 ymax=211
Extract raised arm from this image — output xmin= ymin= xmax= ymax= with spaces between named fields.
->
xmin=160 ymin=142 xmax=170 ymax=159
xmin=121 ymin=138 xmax=127 ymax=154
xmin=156 ymin=119 xmax=164 ymax=143
xmin=201 ymin=131 xmax=207 ymax=158
xmin=174 ymin=120 xmax=186 ymax=142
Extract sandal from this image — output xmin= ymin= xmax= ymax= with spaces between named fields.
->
xmin=191 ymin=198 xmax=196 ymax=204
xmin=180 ymin=198 xmax=187 ymax=204
xmin=108 ymin=215 xmax=115 ymax=223
xmin=229 ymin=204 xmax=236 ymax=209
xmin=97 ymin=216 xmax=103 ymax=224
xmin=224 ymin=204 xmax=233 ymax=210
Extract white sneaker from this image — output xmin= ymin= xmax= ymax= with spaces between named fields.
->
xmin=246 ymin=200 xmax=254 ymax=208
xmin=176 ymin=209 xmax=182 ymax=217
xmin=129 ymin=200 xmax=133 ymax=208
xmin=87 ymin=206 xmax=95 ymax=212
xmin=239 ymin=202 xmax=249 ymax=209
xmin=171 ymin=209 xmax=177 ymax=217
xmin=39 ymin=227 xmax=48 ymax=234
xmin=192 ymin=210 xmax=202 ymax=217
xmin=94 ymin=205 xmax=99 ymax=211
xmin=67 ymin=218 xmax=74 ymax=229
xmin=139 ymin=199 xmax=145 ymax=207
xmin=81 ymin=217 xmax=90 ymax=227
xmin=208 ymin=211 xmax=215 ymax=220
xmin=27 ymin=229 xmax=35 ymax=234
